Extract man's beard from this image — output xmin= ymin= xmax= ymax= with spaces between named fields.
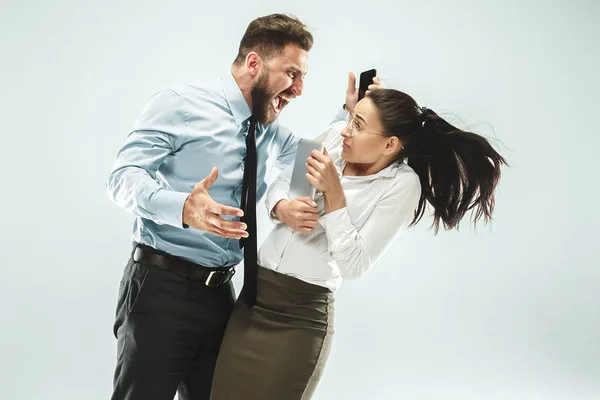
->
xmin=250 ymin=71 xmax=278 ymax=125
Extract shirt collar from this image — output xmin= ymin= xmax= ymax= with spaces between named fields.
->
xmin=334 ymin=155 xmax=402 ymax=179
xmin=222 ymin=70 xmax=252 ymax=125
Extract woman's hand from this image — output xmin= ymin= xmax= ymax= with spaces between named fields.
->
xmin=306 ymin=148 xmax=340 ymax=194
xmin=344 ymin=73 xmax=382 ymax=113
xmin=306 ymin=149 xmax=346 ymax=214
xmin=273 ymin=197 xmax=319 ymax=234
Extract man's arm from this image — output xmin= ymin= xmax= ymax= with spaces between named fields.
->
xmin=330 ymin=103 xmax=349 ymax=125
xmin=106 ymin=89 xmax=189 ymax=228
xmin=106 ymin=88 xmax=246 ymax=237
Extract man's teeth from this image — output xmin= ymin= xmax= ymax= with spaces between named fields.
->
xmin=271 ymin=95 xmax=292 ymax=112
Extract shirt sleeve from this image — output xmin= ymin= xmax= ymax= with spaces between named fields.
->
xmin=330 ymin=104 xmax=349 ymax=125
xmin=264 ymin=120 xmax=345 ymax=223
xmin=317 ymin=174 xmax=421 ymax=279
xmin=264 ymin=162 xmax=294 ymax=223
xmin=105 ymin=88 xmax=190 ymax=229
xmin=273 ymin=124 xmax=300 ymax=170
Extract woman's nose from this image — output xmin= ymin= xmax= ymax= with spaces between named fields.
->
xmin=340 ymin=125 xmax=351 ymax=138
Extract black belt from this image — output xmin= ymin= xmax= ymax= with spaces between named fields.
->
xmin=132 ymin=243 xmax=235 ymax=287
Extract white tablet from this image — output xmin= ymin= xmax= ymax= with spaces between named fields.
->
xmin=288 ymin=138 xmax=325 ymax=200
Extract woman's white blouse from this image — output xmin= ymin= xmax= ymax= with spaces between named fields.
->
xmin=258 ymin=120 xmax=422 ymax=293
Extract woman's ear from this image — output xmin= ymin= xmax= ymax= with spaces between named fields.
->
xmin=383 ymin=136 xmax=402 ymax=156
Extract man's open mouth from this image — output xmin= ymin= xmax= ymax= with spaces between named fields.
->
xmin=271 ymin=95 xmax=290 ymax=113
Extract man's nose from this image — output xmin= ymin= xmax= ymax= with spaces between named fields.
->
xmin=291 ymin=77 xmax=304 ymax=97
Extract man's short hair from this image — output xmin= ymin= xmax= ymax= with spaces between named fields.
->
xmin=234 ymin=13 xmax=313 ymax=65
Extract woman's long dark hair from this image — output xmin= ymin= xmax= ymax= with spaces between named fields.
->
xmin=367 ymin=89 xmax=507 ymax=233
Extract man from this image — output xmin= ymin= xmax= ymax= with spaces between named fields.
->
xmin=106 ymin=12 xmax=377 ymax=400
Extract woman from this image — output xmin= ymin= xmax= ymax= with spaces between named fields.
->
xmin=210 ymin=88 xmax=506 ymax=399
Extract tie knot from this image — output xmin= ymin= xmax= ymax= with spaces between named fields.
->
xmin=247 ymin=116 xmax=257 ymax=136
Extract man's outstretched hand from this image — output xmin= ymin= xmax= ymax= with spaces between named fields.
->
xmin=183 ymin=167 xmax=249 ymax=239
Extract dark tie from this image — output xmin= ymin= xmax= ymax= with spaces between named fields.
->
xmin=240 ymin=116 xmax=258 ymax=307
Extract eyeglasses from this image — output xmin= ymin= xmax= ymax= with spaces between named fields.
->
xmin=345 ymin=112 xmax=405 ymax=150
xmin=345 ymin=113 xmax=386 ymax=138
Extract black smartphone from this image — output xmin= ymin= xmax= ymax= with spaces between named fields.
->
xmin=358 ymin=69 xmax=377 ymax=101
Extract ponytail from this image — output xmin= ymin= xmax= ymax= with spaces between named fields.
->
xmin=407 ymin=108 xmax=506 ymax=232
xmin=367 ymin=89 xmax=507 ymax=233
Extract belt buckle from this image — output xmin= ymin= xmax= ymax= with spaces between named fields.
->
xmin=133 ymin=247 xmax=142 ymax=263
xmin=205 ymin=269 xmax=235 ymax=287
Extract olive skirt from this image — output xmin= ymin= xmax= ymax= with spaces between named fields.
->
xmin=210 ymin=266 xmax=335 ymax=400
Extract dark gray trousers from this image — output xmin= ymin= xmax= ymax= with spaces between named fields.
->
xmin=111 ymin=249 xmax=235 ymax=400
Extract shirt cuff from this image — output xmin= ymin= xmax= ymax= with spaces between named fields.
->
xmin=153 ymin=189 xmax=190 ymax=228
xmin=265 ymin=191 xmax=289 ymax=223
xmin=318 ymin=207 xmax=355 ymax=250
xmin=331 ymin=106 xmax=349 ymax=125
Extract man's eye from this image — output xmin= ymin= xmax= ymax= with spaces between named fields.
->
xmin=288 ymin=71 xmax=296 ymax=79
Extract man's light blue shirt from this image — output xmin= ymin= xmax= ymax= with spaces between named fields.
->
xmin=107 ymin=71 xmax=346 ymax=267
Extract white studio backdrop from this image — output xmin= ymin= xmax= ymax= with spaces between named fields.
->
xmin=0 ymin=0 xmax=598 ymax=399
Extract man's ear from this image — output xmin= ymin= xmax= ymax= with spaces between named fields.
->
xmin=246 ymin=52 xmax=262 ymax=78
